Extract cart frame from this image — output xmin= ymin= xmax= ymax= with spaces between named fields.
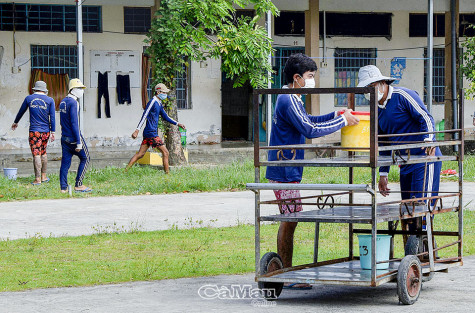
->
xmin=247 ymin=86 xmax=464 ymax=296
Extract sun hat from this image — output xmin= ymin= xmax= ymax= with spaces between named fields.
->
xmin=32 ymin=81 xmax=48 ymax=93
xmin=155 ymin=83 xmax=170 ymax=93
xmin=68 ymin=78 xmax=86 ymax=92
xmin=357 ymin=65 xmax=396 ymax=87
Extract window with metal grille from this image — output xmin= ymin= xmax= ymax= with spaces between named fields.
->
xmin=31 ymin=45 xmax=78 ymax=78
xmin=334 ymin=48 xmax=377 ymax=106
xmin=0 ymin=3 xmax=101 ymax=32
xmin=146 ymin=58 xmax=190 ymax=110
xmin=124 ymin=7 xmax=151 ymax=34
xmin=424 ymin=48 xmax=445 ymax=104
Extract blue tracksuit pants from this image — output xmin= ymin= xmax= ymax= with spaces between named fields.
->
xmin=400 ymin=161 xmax=442 ymax=232
xmin=60 ymin=136 xmax=90 ymax=190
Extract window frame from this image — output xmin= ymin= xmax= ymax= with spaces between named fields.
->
xmin=30 ymin=45 xmax=78 ymax=78
xmin=123 ymin=6 xmax=151 ymax=34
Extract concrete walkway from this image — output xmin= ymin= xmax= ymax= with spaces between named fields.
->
xmin=1 ymin=257 xmax=474 ymax=312
xmin=0 ymin=182 xmax=473 ymax=240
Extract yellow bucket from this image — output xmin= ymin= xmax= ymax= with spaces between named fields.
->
xmin=341 ymin=111 xmax=370 ymax=151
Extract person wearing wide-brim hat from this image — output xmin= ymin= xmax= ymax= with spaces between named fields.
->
xmin=11 ymin=80 xmax=56 ymax=185
xmin=357 ymin=65 xmax=442 ymax=241
xmin=58 ymin=78 xmax=92 ymax=193
xmin=126 ymin=83 xmax=186 ymax=174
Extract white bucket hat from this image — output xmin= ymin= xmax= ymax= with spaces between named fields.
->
xmin=32 ymin=80 xmax=48 ymax=93
xmin=357 ymin=65 xmax=395 ymax=87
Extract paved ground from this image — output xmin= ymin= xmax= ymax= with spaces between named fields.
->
xmin=1 ymin=256 xmax=474 ymax=313
xmin=0 ymin=182 xmax=472 ymax=240
xmin=0 ymin=182 xmax=473 ymax=312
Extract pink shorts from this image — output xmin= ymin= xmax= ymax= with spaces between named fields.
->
xmin=269 ymin=180 xmax=303 ymax=214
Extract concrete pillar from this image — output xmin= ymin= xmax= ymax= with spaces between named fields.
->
xmin=444 ymin=0 xmax=459 ymax=138
xmin=305 ymin=0 xmax=320 ymax=116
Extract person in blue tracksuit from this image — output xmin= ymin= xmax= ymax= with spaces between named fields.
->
xmin=126 ymin=83 xmax=185 ymax=174
xmin=11 ymin=80 xmax=55 ymax=185
xmin=265 ymin=53 xmax=359 ymax=289
xmin=357 ymin=65 xmax=442 ymax=234
xmin=59 ymin=78 xmax=92 ymax=193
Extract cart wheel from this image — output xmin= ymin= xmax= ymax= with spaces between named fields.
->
xmin=404 ymin=235 xmax=434 ymax=282
xmin=397 ymin=255 xmax=422 ymax=305
xmin=258 ymin=252 xmax=284 ymax=299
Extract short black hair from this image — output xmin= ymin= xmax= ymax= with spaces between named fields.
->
xmin=283 ymin=53 xmax=318 ymax=84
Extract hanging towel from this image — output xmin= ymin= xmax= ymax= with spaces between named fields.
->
xmin=29 ymin=69 xmax=69 ymax=110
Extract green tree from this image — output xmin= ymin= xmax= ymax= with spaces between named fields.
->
xmin=461 ymin=26 xmax=475 ymax=99
xmin=146 ymin=0 xmax=278 ymax=165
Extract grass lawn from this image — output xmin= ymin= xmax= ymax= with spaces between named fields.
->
xmin=0 ymin=210 xmax=473 ymax=292
xmin=1 ymin=156 xmax=474 ymax=202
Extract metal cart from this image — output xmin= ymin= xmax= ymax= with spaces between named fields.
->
xmin=247 ymin=87 xmax=464 ymax=304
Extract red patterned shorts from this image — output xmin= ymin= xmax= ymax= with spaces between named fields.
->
xmin=29 ymin=131 xmax=50 ymax=156
xmin=141 ymin=136 xmax=164 ymax=148
xmin=269 ymin=180 xmax=303 ymax=214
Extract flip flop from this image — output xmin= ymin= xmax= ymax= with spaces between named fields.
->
xmin=75 ymin=187 xmax=92 ymax=193
xmin=283 ymin=283 xmax=312 ymax=290
xmin=31 ymin=182 xmax=41 ymax=186
xmin=41 ymin=178 xmax=50 ymax=183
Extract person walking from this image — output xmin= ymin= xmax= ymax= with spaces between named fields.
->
xmin=126 ymin=83 xmax=185 ymax=174
xmin=357 ymin=65 xmax=442 ymax=238
xmin=11 ymin=81 xmax=55 ymax=185
xmin=58 ymin=78 xmax=92 ymax=193
xmin=266 ymin=53 xmax=359 ymax=290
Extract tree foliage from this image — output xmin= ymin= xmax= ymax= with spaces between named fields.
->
xmin=146 ymin=0 xmax=279 ymax=90
xmin=461 ymin=26 xmax=475 ymax=99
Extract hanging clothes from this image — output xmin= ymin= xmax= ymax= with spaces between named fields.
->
xmin=29 ymin=69 xmax=69 ymax=110
xmin=97 ymin=71 xmax=111 ymax=118
xmin=116 ymin=74 xmax=131 ymax=105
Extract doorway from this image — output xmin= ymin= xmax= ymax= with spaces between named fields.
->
xmin=221 ymin=75 xmax=252 ymax=141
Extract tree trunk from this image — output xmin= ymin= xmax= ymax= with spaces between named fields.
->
xmin=165 ymin=99 xmax=186 ymax=165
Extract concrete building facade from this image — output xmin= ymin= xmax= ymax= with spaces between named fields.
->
xmin=1 ymin=0 xmax=474 ymax=150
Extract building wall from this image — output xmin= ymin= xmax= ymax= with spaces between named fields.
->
xmin=273 ymin=10 xmax=475 ymax=141
xmin=0 ymin=3 xmax=222 ymax=149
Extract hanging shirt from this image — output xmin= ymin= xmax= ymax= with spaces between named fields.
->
xmin=265 ymin=93 xmax=347 ymax=183
xmin=135 ymin=96 xmax=177 ymax=138
xmin=59 ymin=96 xmax=82 ymax=147
xmin=14 ymin=92 xmax=56 ymax=133
xmin=378 ymin=86 xmax=441 ymax=176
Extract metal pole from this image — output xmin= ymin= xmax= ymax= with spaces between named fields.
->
xmin=266 ymin=10 xmax=272 ymax=145
xmin=77 ymin=0 xmax=84 ymax=133
xmin=426 ymin=0 xmax=433 ymax=113
xmin=451 ymin=0 xmax=459 ymax=150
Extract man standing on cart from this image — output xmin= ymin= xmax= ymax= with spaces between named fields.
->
xmin=266 ymin=53 xmax=359 ymax=290
xmin=357 ymin=65 xmax=442 ymax=240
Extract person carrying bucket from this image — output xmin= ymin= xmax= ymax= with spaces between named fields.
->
xmin=11 ymin=80 xmax=56 ymax=185
xmin=266 ymin=53 xmax=359 ymax=290
xmin=357 ymin=65 xmax=442 ymax=243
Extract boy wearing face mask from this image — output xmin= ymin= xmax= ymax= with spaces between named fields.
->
xmin=266 ymin=53 xmax=359 ymax=290
xmin=59 ymin=78 xmax=92 ymax=193
xmin=357 ymin=65 xmax=442 ymax=237
xmin=126 ymin=83 xmax=186 ymax=174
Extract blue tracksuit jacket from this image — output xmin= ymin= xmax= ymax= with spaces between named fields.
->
xmin=59 ymin=96 xmax=81 ymax=144
xmin=378 ymin=86 xmax=441 ymax=176
xmin=136 ymin=96 xmax=177 ymax=138
xmin=14 ymin=93 xmax=56 ymax=132
xmin=266 ymin=93 xmax=347 ymax=182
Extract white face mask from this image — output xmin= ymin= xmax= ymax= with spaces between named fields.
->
xmin=304 ymin=78 xmax=315 ymax=88
xmin=70 ymin=88 xmax=84 ymax=99
xmin=364 ymin=84 xmax=385 ymax=103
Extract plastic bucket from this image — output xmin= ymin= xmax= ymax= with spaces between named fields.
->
xmin=3 ymin=168 xmax=18 ymax=180
xmin=341 ymin=111 xmax=370 ymax=151
xmin=358 ymin=234 xmax=391 ymax=270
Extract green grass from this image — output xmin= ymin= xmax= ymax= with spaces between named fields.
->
xmin=1 ymin=156 xmax=474 ymax=202
xmin=1 ymin=210 xmax=473 ymax=292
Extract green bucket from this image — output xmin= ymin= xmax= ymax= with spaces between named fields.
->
xmin=179 ymin=127 xmax=186 ymax=146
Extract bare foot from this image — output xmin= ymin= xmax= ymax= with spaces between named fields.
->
xmin=74 ymin=185 xmax=92 ymax=192
xmin=60 ymin=189 xmax=68 ymax=193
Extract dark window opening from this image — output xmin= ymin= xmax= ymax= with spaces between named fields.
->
xmin=124 ymin=7 xmax=151 ymax=34
xmin=320 ymin=12 xmax=392 ymax=38
xmin=274 ymin=11 xmax=305 ymax=36
xmin=410 ymin=13 xmax=475 ymax=37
